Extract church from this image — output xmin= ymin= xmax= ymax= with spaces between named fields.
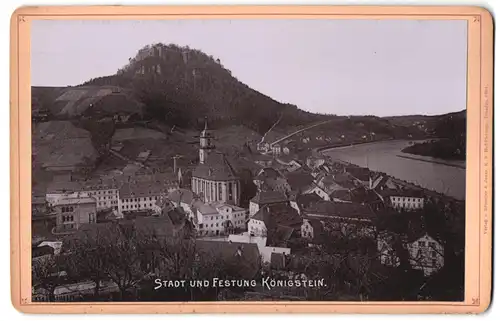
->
xmin=191 ymin=121 xmax=241 ymax=206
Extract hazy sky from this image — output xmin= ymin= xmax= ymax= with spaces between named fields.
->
xmin=31 ymin=19 xmax=467 ymax=116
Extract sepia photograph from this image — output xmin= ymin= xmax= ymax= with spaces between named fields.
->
xmin=28 ymin=16 xmax=469 ymax=303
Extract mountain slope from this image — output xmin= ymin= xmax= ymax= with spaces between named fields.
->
xmin=81 ymin=43 xmax=329 ymax=134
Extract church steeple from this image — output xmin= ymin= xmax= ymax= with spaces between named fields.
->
xmin=199 ymin=117 xmax=214 ymax=164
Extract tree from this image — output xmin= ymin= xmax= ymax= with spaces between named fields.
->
xmin=102 ymin=223 xmax=146 ymax=300
xmin=32 ymin=255 xmax=65 ymax=302
xmin=64 ymin=226 xmax=112 ymax=298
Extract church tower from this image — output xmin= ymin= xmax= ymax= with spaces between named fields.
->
xmin=199 ymin=118 xmax=215 ymax=164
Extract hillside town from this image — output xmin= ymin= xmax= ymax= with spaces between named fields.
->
xmin=32 ymin=117 xmax=465 ymax=302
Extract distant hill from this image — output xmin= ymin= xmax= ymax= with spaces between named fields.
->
xmin=400 ymin=110 xmax=466 ymax=160
xmin=385 ymin=109 xmax=466 ymax=136
xmin=78 ymin=43 xmax=329 ymax=134
xmin=32 ymin=43 xmax=464 ymax=146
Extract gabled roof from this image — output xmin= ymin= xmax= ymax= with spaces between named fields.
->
xmin=192 ymin=153 xmax=239 ymax=181
xmin=255 ymin=167 xmax=282 ymax=181
xmin=350 ymin=187 xmax=383 ymax=204
xmin=333 ymin=173 xmax=357 ymax=189
xmin=252 ymin=203 xmax=302 ymax=228
xmin=196 ymin=203 xmax=218 ymax=215
xmin=294 ymin=193 xmax=322 ymax=210
xmin=250 ymin=191 xmax=288 ymax=205
xmin=304 ymin=200 xmax=375 ymax=220
xmin=380 ymin=188 xmax=425 ymax=198
xmin=345 ymin=166 xmax=370 ymax=182
xmin=284 ymin=171 xmax=314 ymax=192
xmin=119 ymin=180 xmax=171 ymax=198
xmin=330 ymin=189 xmax=352 ymax=202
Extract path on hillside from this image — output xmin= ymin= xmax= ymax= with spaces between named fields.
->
xmin=270 ymin=119 xmax=335 ymax=146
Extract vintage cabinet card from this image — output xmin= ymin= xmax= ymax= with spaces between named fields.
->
xmin=10 ymin=5 xmax=493 ymax=314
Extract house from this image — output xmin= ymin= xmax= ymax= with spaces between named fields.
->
xmin=249 ymin=191 xmax=289 ymax=216
xmin=300 ymin=218 xmax=325 ymax=242
xmin=252 ymin=153 xmax=274 ymax=167
xmin=227 ymin=233 xmax=291 ymax=263
xmin=51 ymin=194 xmax=97 ymax=234
xmin=378 ymin=229 xmax=444 ymax=276
xmin=271 ymin=144 xmax=282 ymax=156
xmin=308 ymin=174 xmax=354 ymax=201
xmin=283 ymin=171 xmax=314 ymax=195
xmin=253 ymin=168 xmax=291 ymax=194
xmin=381 ymin=189 xmax=425 ymax=211
xmin=370 ymin=174 xmax=399 ymax=192
xmin=32 ymin=195 xmax=57 ymax=241
xmin=118 ymin=179 xmax=176 ymax=216
xmin=345 ymin=166 xmax=371 ymax=185
xmin=193 ymin=201 xmax=247 ymax=236
xmin=80 ymin=178 xmax=120 ymax=213
xmin=45 ymin=180 xmax=88 ymax=204
xmin=407 ymin=233 xmax=444 ymax=276
xmin=282 ymin=141 xmax=298 ymax=155
xmin=302 ymin=201 xmax=376 ymax=240
xmin=289 ymin=193 xmax=322 ymax=216
xmin=306 ymin=156 xmax=326 ymax=170
xmin=275 ymin=157 xmax=302 ymax=172
xmin=248 ymin=203 xmax=302 ymax=241
xmin=349 ymin=186 xmax=385 ymax=211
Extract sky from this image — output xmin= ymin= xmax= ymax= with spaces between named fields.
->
xmin=31 ymin=19 xmax=467 ymax=116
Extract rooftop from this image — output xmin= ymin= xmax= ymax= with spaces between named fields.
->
xmin=167 ymin=188 xmax=196 ymax=205
xmin=250 ymin=191 xmax=288 ymax=205
xmin=304 ymin=200 xmax=375 ymax=220
xmin=192 ymin=153 xmax=239 ymax=181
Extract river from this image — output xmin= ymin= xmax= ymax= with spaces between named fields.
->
xmin=322 ymin=140 xmax=466 ymax=200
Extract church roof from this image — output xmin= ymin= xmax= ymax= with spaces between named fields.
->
xmin=192 ymin=153 xmax=239 ymax=181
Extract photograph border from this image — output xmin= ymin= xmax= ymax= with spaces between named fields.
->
xmin=10 ymin=5 xmax=493 ymax=314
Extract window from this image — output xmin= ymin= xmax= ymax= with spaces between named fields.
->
xmin=431 ymin=251 xmax=437 ymax=258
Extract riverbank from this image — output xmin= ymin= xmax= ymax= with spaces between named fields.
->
xmin=320 ymin=139 xmax=465 ymax=200
xmin=314 ymin=138 xmax=396 ymax=154
xmin=397 ymin=153 xmax=466 ymax=169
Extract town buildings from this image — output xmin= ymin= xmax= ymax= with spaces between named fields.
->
xmin=377 ymin=229 xmax=444 ymax=276
xmin=51 ymin=194 xmax=97 ymax=233
xmin=382 ymin=189 xmax=426 ymax=211
xmin=249 ymin=191 xmax=289 ymax=216
xmin=194 ymin=201 xmax=247 ymax=236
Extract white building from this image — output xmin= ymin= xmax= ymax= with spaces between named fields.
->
xmin=378 ymin=231 xmax=444 ymax=276
xmin=195 ymin=202 xmax=247 ymax=236
xmin=249 ymin=191 xmax=288 ymax=217
xmin=118 ymin=178 xmax=178 ymax=217
xmin=51 ymin=195 xmax=97 ymax=233
xmin=407 ymin=234 xmax=444 ymax=276
xmin=382 ymin=189 xmax=425 ymax=211
xmin=227 ymin=233 xmax=291 ymax=263
xmin=81 ymin=178 xmax=120 ymax=212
